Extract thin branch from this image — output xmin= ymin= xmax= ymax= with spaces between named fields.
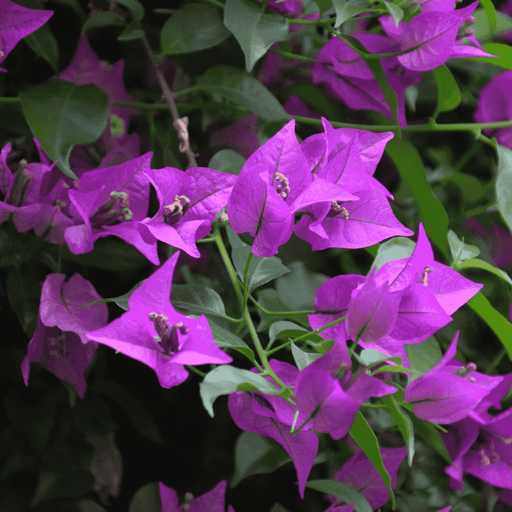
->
xmin=136 ymin=22 xmax=198 ymax=168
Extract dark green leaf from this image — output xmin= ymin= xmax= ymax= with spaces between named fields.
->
xmin=117 ymin=21 xmax=145 ymax=41
xmin=161 ymin=4 xmax=231 ymax=55
xmin=128 ymin=482 xmax=161 ymax=512
xmin=306 ymin=480 xmax=373 ymax=512
xmin=384 ymin=1 xmax=404 ymax=27
xmin=209 ymin=149 xmax=246 ymax=175
xmin=31 ymin=468 xmax=95 ymax=505
xmin=92 ymin=380 xmax=165 ymax=445
xmin=312 ymin=0 xmax=333 ymax=15
xmin=108 ymin=280 xmax=145 ymax=311
xmin=466 ymin=292 xmax=512 ymax=361
xmin=496 ymin=143 xmax=512 ymax=233
xmin=370 ymin=237 xmax=415 ymax=272
xmin=349 ymin=410 xmax=396 ymax=509
xmin=199 ymin=366 xmax=282 ymax=417
xmin=410 ymin=415 xmax=451 ymax=463
xmin=468 ymin=43 xmax=512 ymax=70
xmin=432 ymin=65 xmax=461 ymax=118
xmin=196 ymin=65 xmax=291 ymax=121
xmin=405 ymin=336 xmax=442 ymax=377
xmin=290 ymin=340 xmax=323 ymax=370
xmin=232 ymin=432 xmax=291 ymax=487
xmin=114 ymin=0 xmax=145 ymax=20
xmin=386 ymin=138 xmax=450 ymax=259
xmin=82 ymin=11 xmax=126 ymax=34
xmin=224 ymin=0 xmax=289 ymax=72
xmin=171 ymin=284 xmax=229 ymax=319
xmin=19 ymin=79 xmax=109 ymax=179
xmin=478 ymin=0 xmax=497 ymax=40
xmin=332 ymin=0 xmax=367 ymax=27
xmin=256 ymin=288 xmax=291 ymax=331
xmin=472 ymin=8 xmax=512 ymax=41
xmin=24 ymin=23 xmax=59 ymax=73
xmin=381 ymin=394 xmax=415 ymax=466
xmin=6 ymin=264 xmax=40 ymax=337
xmin=208 ymin=318 xmax=256 ymax=364
xmin=456 ymin=258 xmax=512 ymax=286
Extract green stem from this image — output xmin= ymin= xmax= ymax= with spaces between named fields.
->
xmin=271 ymin=49 xmax=317 ymax=63
xmin=248 ymin=294 xmax=316 ymax=316
xmin=186 ymin=365 xmax=207 ymax=378
xmin=212 ymin=224 xmax=294 ymax=402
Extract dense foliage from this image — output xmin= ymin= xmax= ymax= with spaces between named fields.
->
xmin=1 ymin=0 xmax=512 ymax=511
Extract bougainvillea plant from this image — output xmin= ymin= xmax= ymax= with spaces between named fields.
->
xmin=1 ymin=0 xmax=512 ymax=511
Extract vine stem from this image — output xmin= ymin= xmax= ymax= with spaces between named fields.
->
xmin=211 ymin=223 xmax=295 ymax=402
xmin=135 ymin=20 xmax=198 ymax=168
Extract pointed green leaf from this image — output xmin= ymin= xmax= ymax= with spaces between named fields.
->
xmin=478 ymin=0 xmax=497 ymax=40
xmin=117 ymin=21 xmax=144 ymax=41
xmin=468 ymin=43 xmax=512 ymax=70
xmin=200 ymin=366 xmax=282 ymax=417
xmin=386 ymin=138 xmax=450 ymax=259
xmin=209 ymin=149 xmax=246 ymax=175
xmin=196 ymin=65 xmax=291 ymax=121
xmin=410 ymin=415 xmax=451 ymax=464
xmin=24 ymin=23 xmax=59 ymax=74
xmin=370 ymin=237 xmax=416 ymax=272
xmin=306 ymin=480 xmax=373 ymax=512
xmin=232 ymin=432 xmax=290 ymax=487
xmin=432 ymin=65 xmax=461 ymax=118
xmin=384 ymin=1 xmax=404 ymax=27
xmin=82 ymin=11 xmax=126 ymax=33
xmin=448 ymin=229 xmax=480 ymax=266
xmin=161 ymin=4 xmax=231 ymax=55
xmin=496 ymin=143 xmax=512 ymax=234
xmin=114 ymin=0 xmax=145 ymax=20
xmin=332 ymin=0 xmax=367 ymax=27
xmin=128 ymin=482 xmax=161 ymax=512
xmin=349 ymin=411 xmax=396 ymax=508
xmin=171 ymin=284 xmax=229 ymax=319
xmin=291 ymin=340 xmax=323 ymax=370
xmin=381 ymin=394 xmax=415 ymax=466
xmin=208 ymin=318 xmax=256 ymax=364
xmin=313 ymin=0 xmax=333 ymax=15
xmin=472 ymin=8 xmax=512 ymax=41
xmin=224 ymin=0 xmax=289 ymax=72
xmin=456 ymin=258 xmax=512 ymax=287
xmin=405 ymin=336 xmax=442 ymax=377
xmin=19 ymin=79 xmax=109 ymax=180
xmin=466 ymin=292 xmax=512 ymax=360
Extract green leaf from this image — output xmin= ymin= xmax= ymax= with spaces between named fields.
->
xmin=114 ymin=0 xmax=145 ymax=20
xmin=332 ymin=0 xmax=367 ymax=27
xmin=432 ymin=65 xmax=461 ymax=118
xmin=496 ymin=143 xmax=512 ymax=233
xmin=6 ymin=264 xmax=40 ymax=337
xmin=312 ymin=0 xmax=333 ymax=15
xmin=478 ymin=0 xmax=497 ymax=40
xmin=372 ymin=364 xmax=417 ymax=375
xmin=405 ymin=337 xmax=442 ymax=377
xmin=384 ymin=1 xmax=404 ymax=27
xmin=161 ymin=4 xmax=231 ymax=55
xmin=381 ymin=394 xmax=415 ymax=466
xmin=370 ymin=237 xmax=415 ymax=272
xmin=349 ymin=411 xmax=396 ymax=509
xmin=275 ymin=261 xmax=328 ymax=311
xmin=208 ymin=318 xmax=256 ymax=364
xmin=291 ymin=340 xmax=323 ymax=370
xmin=256 ymin=288 xmax=291 ymax=331
xmin=92 ymin=380 xmax=165 ymax=445
xmin=209 ymin=149 xmax=246 ymax=175
xmin=224 ymin=0 xmax=289 ymax=72
xmin=199 ymin=366 xmax=282 ymax=417
xmin=410 ymin=415 xmax=451 ymax=464
xmin=196 ymin=65 xmax=291 ymax=121
xmin=472 ymin=8 xmax=512 ymax=41
xmin=232 ymin=432 xmax=290 ymax=487
xmin=171 ymin=284 xmax=229 ymax=319
xmin=468 ymin=43 xmax=512 ymax=70
xmin=31 ymin=468 xmax=95 ymax=505
xmin=117 ymin=21 xmax=145 ymax=41
xmin=19 ymin=79 xmax=109 ymax=180
xmin=466 ymin=292 xmax=512 ymax=360
xmin=24 ymin=23 xmax=59 ymax=73
xmin=306 ymin=480 xmax=373 ymax=512
xmin=82 ymin=11 xmax=126 ymax=33
xmin=226 ymin=225 xmax=291 ymax=291
xmin=386 ymin=138 xmax=450 ymax=259
xmin=128 ymin=482 xmax=161 ymax=512
xmin=448 ymin=229 xmax=480 ymax=266
xmin=456 ymin=258 xmax=512 ymax=287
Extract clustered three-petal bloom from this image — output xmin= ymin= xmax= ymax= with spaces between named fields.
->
xmin=138 ymin=166 xmax=237 ymax=258
xmin=21 ymin=273 xmax=108 ymax=398
xmin=86 ymin=251 xmax=232 ymax=388
xmin=309 ymin=223 xmax=482 ymax=362
xmin=227 ymin=118 xmax=411 ymax=256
